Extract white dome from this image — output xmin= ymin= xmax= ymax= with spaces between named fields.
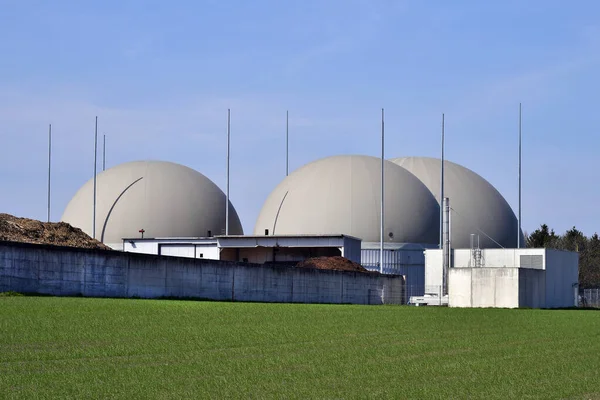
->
xmin=61 ymin=160 xmax=243 ymax=245
xmin=253 ymin=155 xmax=440 ymax=244
xmin=390 ymin=156 xmax=523 ymax=249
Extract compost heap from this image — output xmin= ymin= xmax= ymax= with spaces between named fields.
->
xmin=0 ymin=213 xmax=111 ymax=250
xmin=295 ymin=256 xmax=370 ymax=273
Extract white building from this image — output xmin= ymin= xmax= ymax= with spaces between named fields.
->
xmin=424 ymin=248 xmax=579 ymax=308
xmin=122 ymin=234 xmax=362 ymax=265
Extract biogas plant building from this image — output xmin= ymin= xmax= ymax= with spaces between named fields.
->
xmin=60 ymin=154 xmax=524 ymax=297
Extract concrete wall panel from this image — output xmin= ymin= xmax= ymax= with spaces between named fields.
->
xmin=492 ymin=268 xmax=519 ymax=308
xmin=0 ymin=241 xmax=404 ymax=305
xmin=544 ymin=249 xmax=578 ymax=308
xmin=518 ymin=268 xmax=545 ymax=308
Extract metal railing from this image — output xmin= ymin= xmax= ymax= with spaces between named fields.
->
xmin=579 ymin=289 xmax=600 ymax=308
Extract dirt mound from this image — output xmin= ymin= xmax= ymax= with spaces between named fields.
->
xmin=0 ymin=214 xmax=111 ymax=250
xmin=295 ymin=256 xmax=371 ymax=273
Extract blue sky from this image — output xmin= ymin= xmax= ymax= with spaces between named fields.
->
xmin=1 ymin=0 xmax=599 ymax=236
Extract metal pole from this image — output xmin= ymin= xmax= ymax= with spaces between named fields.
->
xmin=440 ymin=113 xmax=445 ymax=249
xmin=103 ymin=134 xmax=106 ymax=171
xmin=286 ymin=110 xmax=289 ymax=176
xmin=518 ymin=103 xmax=522 ymax=248
xmin=449 ymin=206 xmax=452 ymax=250
xmin=380 ymin=108 xmax=384 ymax=274
xmin=93 ymin=116 xmax=98 ymax=239
xmin=443 ymin=197 xmax=450 ymax=295
xmin=226 ymin=109 xmax=230 ymax=235
xmin=47 ymin=124 xmax=52 ymax=222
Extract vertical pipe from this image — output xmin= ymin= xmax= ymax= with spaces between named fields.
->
xmin=518 ymin=103 xmax=522 ymax=248
xmin=103 ymin=134 xmax=106 ymax=171
xmin=380 ymin=108 xmax=384 ymax=274
xmin=443 ymin=197 xmax=450 ymax=295
xmin=286 ymin=110 xmax=289 ymax=176
xmin=226 ymin=109 xmax=230 ymax=235
xmin=47 ymin=124 xmax=52 ymax=222
xmin=449 ymin=206 xmax=452 ymax=256
xmin=93 ymin=116 xmax=98 ymax=239
xmin=440 ymin=113 xmax=445 ymax=249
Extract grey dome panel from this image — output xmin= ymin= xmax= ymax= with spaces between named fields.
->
xmin=61 ymin=160 xmax=243 ymax=243
xmin=254 ymin=155 xmax=440 ymax=244
xmin=390 ymin=156 xmax=523 ymax=249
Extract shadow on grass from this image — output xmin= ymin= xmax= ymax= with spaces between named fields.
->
xmin=0 ymin=291 xmax=220 ymax=302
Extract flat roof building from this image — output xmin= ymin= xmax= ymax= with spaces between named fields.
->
xmin=122 ymin=234 xmax=362 ymax=265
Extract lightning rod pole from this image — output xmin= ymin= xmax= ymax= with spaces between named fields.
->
xmin=103 ymin=134 xmax=106 ymax=171
xmin=226 ymin=109 xmax=230 ymax=235
xmin=518 ymin=103 xmax=522 ymax=248
xmin=93 ymin=116 xmax=98 ymax=239
xmin=47 ymin=124 xmax=52 ymax=222
xmin=440 ymin=113 xmax=445 ymax=249
xmin=286 ymin=110 xmax=289 ymax=176
xmin=380 ymin=108 xmax=385 ymax=274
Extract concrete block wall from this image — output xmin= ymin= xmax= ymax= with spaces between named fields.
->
xmin=0 ymin=241 xmax=404 ymax=305
xmin=544 ymin=249 xmax=579 ymax=308
xmin=449 ymin=267 xmax=546 ymax=308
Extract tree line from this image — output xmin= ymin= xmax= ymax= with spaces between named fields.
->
xmin=526 ymin=225 xmax=600 ymax=288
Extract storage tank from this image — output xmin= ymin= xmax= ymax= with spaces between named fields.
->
xmin=62 ymin=160 xmax=243 ymax=248
xmin=390 ymin=156 xmax=523 ymax=248
xmin=254 ymin=155 xmax=440 ymax=245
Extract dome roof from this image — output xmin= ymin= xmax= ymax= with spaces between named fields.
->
xmin=253 ymin=155 xmax=440 ymax=244
xmin=390 ymin=156 xmax=523 ymax=248
xmin=61 ymin=160 xmax=243 ymax=245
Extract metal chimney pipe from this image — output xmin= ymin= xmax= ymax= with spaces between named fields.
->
xmin=442 ymin=197 xmax=450 ymax=295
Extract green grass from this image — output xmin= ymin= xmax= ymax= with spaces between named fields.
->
xmin=1 ymin=297 xmax=599 ymax=399
xmin=0 ymin=291 xmax=23 ymax=297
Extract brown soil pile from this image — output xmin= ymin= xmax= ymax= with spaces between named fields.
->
xmin=295 ymin=256 xmax=370 ymax=273
xmin=0 ymin=214 xmax=111 ymax=250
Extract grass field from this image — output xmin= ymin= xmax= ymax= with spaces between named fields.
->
xmin=1 ymin=297 xmax=600 ymax=399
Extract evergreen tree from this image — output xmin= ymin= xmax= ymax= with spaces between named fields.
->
xmin=526 ymin=224 xmax=560 ymax=248
xmin=526 ymin=225 xmax=600 ymax=287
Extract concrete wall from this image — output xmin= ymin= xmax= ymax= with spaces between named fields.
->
xmin=518 ymin=268 xmax=546 ymax=308
xmin=449 ymin=267 xmax=555 ymax=308
xmin=447 ymin=268 xmax=472 ymax=307
xmin=544 ymin=249 xmax=578 ymax=308
xmin=0 ymin=241 xmax=404 ymax=305
xmin=449 ymin=267 xmax=541 ymax=308
xmin=424 ymin=249 xmax=443 ymax=292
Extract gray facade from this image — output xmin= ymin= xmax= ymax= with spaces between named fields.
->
xmin=361 ymin=245 xmax=427 ymax=296
xmin=0 ymin=241 xmax=404 ymax=305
